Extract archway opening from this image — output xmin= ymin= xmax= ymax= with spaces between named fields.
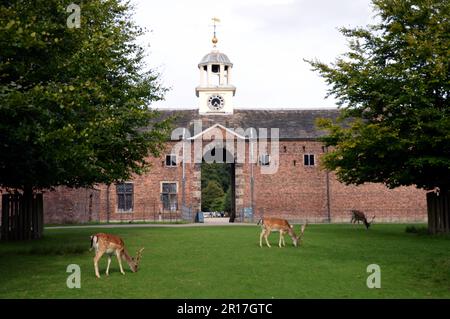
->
xmin=201 ymin=147 xmax=236 ymax=223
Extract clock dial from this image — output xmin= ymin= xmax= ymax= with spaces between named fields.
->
xmin=208 ymin=94 xmax=225 ymax=111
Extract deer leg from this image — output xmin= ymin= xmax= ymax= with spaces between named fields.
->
xmin=278 ymin=231 xmax=283 ymax=248
xmin=115 ymin=250 xmax=126 ymax=275
xmin=93 ymin=250 xmax=104 ymax=279
xmin=264 ymin=230 xmax=271 ymax=248
xmin=279 ymin=231 xmax=286 ymax=248
xmin=106 ymin=256 xmax=112 ymax=276
xmin=259 ymin=229 xmax=265 ymax=247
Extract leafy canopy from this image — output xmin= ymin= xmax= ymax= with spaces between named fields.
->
xmin=201 ymin=162 xmax=232 ymax=213
xmin=307 ymin=0 xmax=449 ymax=190
xmin=202 ymin=180 xmax=225 ymax=212
xmin=0 ymin=0 xmax=172 ymax=191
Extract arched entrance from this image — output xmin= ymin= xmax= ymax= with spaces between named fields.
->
xmin=201 ymin=147 xmax=237 ymax=222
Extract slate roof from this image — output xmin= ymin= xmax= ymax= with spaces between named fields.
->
xmin=155 ymin=109 xmax=341 ymax=140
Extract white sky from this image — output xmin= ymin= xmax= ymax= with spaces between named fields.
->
xmin=133 ymin=0 xmax=377 ymax=109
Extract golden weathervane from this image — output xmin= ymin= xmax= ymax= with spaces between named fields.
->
xmin=211 ymin=17 xmax=220 ymax=47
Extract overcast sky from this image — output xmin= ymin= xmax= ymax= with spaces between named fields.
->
xmin=133 ymin=0 xmax=377 ymax=109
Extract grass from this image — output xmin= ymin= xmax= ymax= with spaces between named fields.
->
xmin=0 ymin=224 xmax=449 ymax=298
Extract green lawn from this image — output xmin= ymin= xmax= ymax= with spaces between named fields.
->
xmin=0 ymin=224 xmax=449 ymax=298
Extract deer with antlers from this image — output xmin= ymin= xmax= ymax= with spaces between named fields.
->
xmin=258 ymin=217 xmax=307 ymax=248
xmin=90 ymin=233 xmax=144 ymax=278
xmin=350 ymin=210 xmax=375 ymax=229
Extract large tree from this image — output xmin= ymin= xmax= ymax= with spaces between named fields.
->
xmin=0 ymin=0 xmax=172 ymax=239
xmin=307 ymin=0 xmax=449 ymax=233
xmin=201 ymin=162 xmax=230 ymax=192
xmin=202 ymin=180 xmax=225 ymax=213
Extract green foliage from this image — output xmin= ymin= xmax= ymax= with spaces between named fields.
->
xmin=201 ymin=162 xmax=230 ymax=191
xmin=0 ymin=0 xmax=172 ymax=191
xmin=201 ymin=162 xmax=232 ymax=212
xmin=201 ymin=180 xmax=225 ymax=212
xmin=307 ymin=0 xmax=450 ymax=191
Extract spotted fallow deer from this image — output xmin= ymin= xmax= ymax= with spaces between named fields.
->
xmin=90 ymin=233 xmax=144 ymax=278
xmin=350 ymin=210 xmax=375 ymax=229
xmin=258 ymin=217 xmax=307 ymax=248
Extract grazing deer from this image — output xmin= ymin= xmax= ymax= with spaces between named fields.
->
xmin=258 ymin=217 xmax=307 ymax=248
xmin=90 ymin=233 xmax=144 ymax=278
xmin=350 ymin=210 xmax=375 ymax=229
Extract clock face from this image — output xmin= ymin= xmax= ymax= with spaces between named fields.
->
xmin=208 ymin=94 xmax=225 ymax=111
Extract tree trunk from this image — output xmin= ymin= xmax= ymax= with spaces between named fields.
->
xmin=0 ymin=188 xmax=44 ymax=241
xmin=427 ymin=189 xmax=450 ymax=234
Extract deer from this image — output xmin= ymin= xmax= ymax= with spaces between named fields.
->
xmin=90 ymin=233 xmax=144 ymax=278
xmin=257 ymin=217 xmax=307 ymax=248
xmin=350 ymin=210 xmax=375 ymax=229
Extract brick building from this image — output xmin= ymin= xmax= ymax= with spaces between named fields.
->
xmin=43 ymin=45 xmax=427 ymax=224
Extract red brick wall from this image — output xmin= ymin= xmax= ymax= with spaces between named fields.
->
xmin=254 ymin=141 xmax=329 ymax=222
xmin=329 ymin=179 xmax=426 ymax=223
xmin=41 ymin=140 xmax=427 ymax=224
xmin=96 ymin=141 xmax=198 ymax=222
xmin=252 ymin=140 xmax=427 ymax=223
xmin=43 ymin=187 xmax=101 ymax=224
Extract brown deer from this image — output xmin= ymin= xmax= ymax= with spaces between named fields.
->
xmin=350 ymin=210 xmax=375 ymax=229
xmin=90 ymin=233 xmax=144 ymax=278
xmin=258 ymin=217 xmax=307 ymax=248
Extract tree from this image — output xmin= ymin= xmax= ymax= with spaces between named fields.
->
xmin=201 ymin=162 xmax=230 ymax=191
xmin=201 ymin=181 xmax=225 ymax=212
xmin=0 ymin=0 xmax=172 ymax=239
xmin=307 ymin=0 xmax=449 ymax=233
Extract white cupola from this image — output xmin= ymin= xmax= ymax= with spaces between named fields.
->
xmin=195 ymin=19 xmax=236 ymax=115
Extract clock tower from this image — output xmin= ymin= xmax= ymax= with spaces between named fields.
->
xmin=196 ymin=19 xmax=236 ymax=115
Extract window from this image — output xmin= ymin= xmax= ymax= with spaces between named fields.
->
xmin=304 ymin=154 xmax=315 ymax=166
xmin=116 ymin=183 xmax=133 ymax=212
xmin=161 ymin=182 xmax=178 ymax=211
xmin=259 ymin=154 xmax=270 ymax=166
xmin=165 ymin=154 xmax=177 ymax=167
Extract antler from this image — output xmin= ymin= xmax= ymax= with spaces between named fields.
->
xmin=135 ymin=248 xmax=144 ymax=267
xmin=298 ymin=222 xmax=308 ymax=244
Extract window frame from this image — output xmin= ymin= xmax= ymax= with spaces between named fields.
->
xmin=116 ymin=182 xmax=134 ymax=213
xmin=303 ymin=154 xmax=315 ymax=166
xmin=160 ymin=181 xmax=178 ymax=212
xmin=165 ymin=154 xmax=177 ymax=167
